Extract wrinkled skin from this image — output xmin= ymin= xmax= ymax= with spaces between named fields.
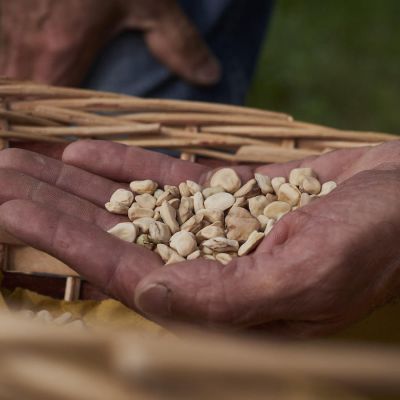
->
xmin=0 ymin=0 xmax=220 ymax=86
xmin=0 ymin=140 xmax=400 ymax=337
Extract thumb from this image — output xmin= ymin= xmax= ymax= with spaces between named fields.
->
xmin=134 ymin=221 xmax=294 ymax=327
xmin=143 ymin=4 xmax=221 ymax=86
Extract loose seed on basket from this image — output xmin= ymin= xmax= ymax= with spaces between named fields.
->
xmin=319 ymin=181 xmax=337 ymax=196
xmin=135 ymin=193 xmax=156 ymax=210
xmin=254 ymin=173 xmax=274 ymax=194
xmin=263 ymin=201 xmax=291 ymax=220
xmin=277 ymin=183 xmax=301 ymax=206
xmin=130 ymin=180 xmax=158 ymax=194
xmin=204 ymin=192 xmax=235 ymax=211
xmin=210 ymin=168 xmax=241 ymax=193
xmin=271 ymin=177 xmax=286 ymax=194
xmin=170 ymin=231 xmax=198 ymax=257
xmin=35 ymin=310 xmax=53 ymax=323
xmin=53 ymin=312 xmax=73 ymax=325
xmin=107 ymin=222 xmax=138 ymax=242
xmin=238 ymin=231 xmax=265 ymax=256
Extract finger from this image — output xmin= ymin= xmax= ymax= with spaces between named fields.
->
xmin=0 ymin=200 xmax=162 ymax=305
xmin=0 ymin=168 xmax=124 ymax=230
xmin=143 ymin=3 xmax=221 ymax=85
xmin=62 ymin=140 xmax=210 ymax=185
xmin=255 ymin=146 xmax=370 ymax=183
xmin=0 ymin=147 xmax=127 ymax=207
xmin=133 ymin=214 xmax=303 ymax=327
xmin=11 ymin=142 xmax=68 ymax=160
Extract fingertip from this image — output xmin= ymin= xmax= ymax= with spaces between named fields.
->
xmin=192 ymin=56 xmax=222 ymax=86
xmin=135 ymin=282 xmax=171 ymax=319
xmin=62 ymin=139 xmax=96 ymax=163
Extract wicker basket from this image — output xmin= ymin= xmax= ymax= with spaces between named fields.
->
xmin=0 ymin=312 xmax=399 ymax=400
xmin=0 ymin=78 xmax=398 ymax=301
xmin=1 ymin=79 xmax=400 ymax=399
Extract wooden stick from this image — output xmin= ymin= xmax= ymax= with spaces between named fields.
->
xmin=64 ymin=276 xmax=81 ymax=301
xmin=298 ymin=139 xmax=381 ymax=150
xmin=0 ymin=129 xmax=68 ymax=143
xmin=235 ymin=145 xmax=318 ymax=163
xmin=0 ymin=109 xmax=62 ymax=127
xmin=12 ymin=123 xmax=161 ymax=137
xmin=118 ymin=112 xmax=292 ymax=126
xmin=201 ymin=125 xmax=398 ymax=142
xmin=9 ymin=97 xmax=291 ymax=120
xmin=0 ymin=82 xmax=126 ymax=99
xmin=115 ymin=137 xmax=256 ymax=148
xmin=160 ymin=126 xmax=267 ymax=146
xmin=178 ymin=147 xmax=236 ymax=161
xmin=9 ymin=105 xmax=142 ymax=127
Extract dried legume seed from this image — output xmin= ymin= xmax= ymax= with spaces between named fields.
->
xmin=210 ymin=168 xmax=241 ymax=193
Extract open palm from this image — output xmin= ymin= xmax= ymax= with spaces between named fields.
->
xmin=0 ymin=140 xmax=399 ymax=336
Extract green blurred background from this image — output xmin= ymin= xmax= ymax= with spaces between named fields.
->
xmin=247 ymin=0 xmax=400 ymax=135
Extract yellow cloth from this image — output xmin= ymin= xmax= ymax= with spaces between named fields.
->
xmin=0 ymin=284 xmax=399 ymax=343
xmin=0 ymin=286 xmax=164 ymax=335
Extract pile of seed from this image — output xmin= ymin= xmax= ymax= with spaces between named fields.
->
xmin=17 ymin=309 xmax=86 ymax=329
xmin=105 ymin=168 xmax=336 ymax=265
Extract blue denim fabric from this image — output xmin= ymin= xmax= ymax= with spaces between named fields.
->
xmin=82 ymin=0 xmax=274 ymax=105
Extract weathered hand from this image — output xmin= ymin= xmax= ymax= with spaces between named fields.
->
xmin=0 ymin=0 xmax=220 ymax=86
xmin=0 ymin=140 xmax=399 ymax=337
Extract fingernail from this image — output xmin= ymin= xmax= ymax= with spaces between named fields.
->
xmin=135 ymin=283 xmax=170 ymax=318
xmin=194 ymin=58 xmax=221 ymax=85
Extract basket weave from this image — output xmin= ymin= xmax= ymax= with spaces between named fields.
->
xmin=0 ymin=312 xmax=399 ymax=400
xmin=0 ymin=78 xmax=398 ymax=300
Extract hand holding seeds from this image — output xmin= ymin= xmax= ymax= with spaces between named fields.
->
xmin=1 ymin=140 xmax=400 ymax=337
